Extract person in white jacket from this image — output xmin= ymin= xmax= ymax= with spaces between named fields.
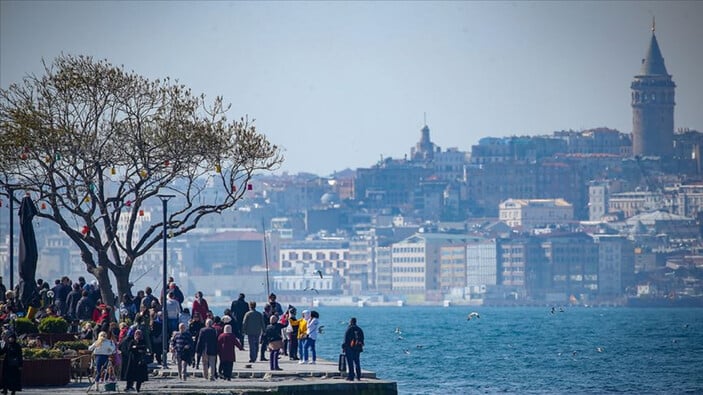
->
xmin=303 ymin=310 xmax=320 ymax=364
xmin=89 ymin=331 xmax=116 ymax=382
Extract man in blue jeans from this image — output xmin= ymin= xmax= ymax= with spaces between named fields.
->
xmin=342 ymin=317 xmax=365 ymax=381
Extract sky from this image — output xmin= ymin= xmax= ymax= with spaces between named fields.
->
xmin=1 ymin=1 xmax=702 ymax=176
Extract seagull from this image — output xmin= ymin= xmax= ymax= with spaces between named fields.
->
xmin=403 ymin=349 xmax=410 ymax=355
xmin=596 ymin=347 xmax=604 ymax=353
xmin=303 ymin=287 xmax=319 ymax=294
xmin=396 ymin=335 xmax=404 ymax=340
xmin=318 ymin=325 xmax=325 ymax=334
xmin=415 ymin=345 xmax=424 ymax=349
xmin=314 ymin=270 xmax=323 ymax=279
xmin=467 ymin=312 xmax=480 ymax=320
xmin=550 ymin=307 xmax=556 ymax=314
xmin=394 ymin=327 xmax=402 ymax=334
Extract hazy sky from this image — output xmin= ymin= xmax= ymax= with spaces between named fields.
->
xmin=1 ymin=1 xmax=702 ymax=176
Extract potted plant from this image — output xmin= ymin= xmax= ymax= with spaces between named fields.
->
xmin=36 ymin=316 xmax=75 ymax=346
xmin=12 ymin=317 xmax=38 ymax=336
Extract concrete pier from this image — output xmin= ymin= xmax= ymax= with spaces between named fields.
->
xmin=21 ymin=346 xmax=397 ymax=395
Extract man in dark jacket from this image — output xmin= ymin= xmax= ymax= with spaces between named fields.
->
xmin=230 ymin=293 xmax=248 ymax=345
xmin=342 ymin=317 xmax=365 ymax=381
xmin=75 ymin=291 xmax=94 ymax=321
xmin=65 ymin=283 xmax=82 ymax=319
xmin=195 ymin=318 xmax=218 ymax=381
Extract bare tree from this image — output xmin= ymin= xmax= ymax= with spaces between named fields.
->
xmin=0 ymin=55 xmax=283 ymax=305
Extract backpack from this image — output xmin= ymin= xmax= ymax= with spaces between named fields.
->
xmin=349 ymin=327 xmax=364 ymax=351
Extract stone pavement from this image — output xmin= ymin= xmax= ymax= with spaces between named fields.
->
xmin=21 ymin=346 xmax=394 ymax=395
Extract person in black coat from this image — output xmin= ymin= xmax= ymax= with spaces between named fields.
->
xmin=342 ymin=317 xmax=365 ymax=381
xmin=0 ymin=333 xmax=23 ymax=395
xmin=123 ymin=329 xmax=149 ymax=392
xmin=230 ymin=293 xmax=248 ymax=345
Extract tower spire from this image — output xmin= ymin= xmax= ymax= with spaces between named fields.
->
xmin=652 ymin=16 xmax=655 ymax=33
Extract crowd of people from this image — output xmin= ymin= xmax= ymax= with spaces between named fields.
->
xmin=0 ymin=274 xmax=366 ymax=392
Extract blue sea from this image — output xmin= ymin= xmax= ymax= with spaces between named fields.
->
xmin=306 ymin=306 xmax=703 ymax=395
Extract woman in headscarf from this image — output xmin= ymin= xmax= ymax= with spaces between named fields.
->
xmin=0 ymin=333 xmax=22 ymax=395
xmin=124 ymin=329 xmax=149 ymax=392
xmin=217 ymin=323 xmax=243 ymax=380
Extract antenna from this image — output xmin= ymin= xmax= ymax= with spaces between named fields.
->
xmin=652 ymin=16 xmax=655 ymax=33
xmin=423 ymin=112 xmax=427 ymax=126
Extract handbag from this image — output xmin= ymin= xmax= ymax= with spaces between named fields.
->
xmin=267 ymin=340 xmax=284 ymax=351
xmin=338 ymin=353 xmax=347 ymax=372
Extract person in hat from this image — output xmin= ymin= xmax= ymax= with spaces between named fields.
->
xmin=0 ymin=332 xmax=23 ymax=394
xmin=266 ymin=293 xmax=284 ymax=317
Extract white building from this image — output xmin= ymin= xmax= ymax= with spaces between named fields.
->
xmin=499 ymin=198 xmax=573 ymax=229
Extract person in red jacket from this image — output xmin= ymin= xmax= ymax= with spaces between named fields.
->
xmin=191 ymin=291 xmax=209 ymax=321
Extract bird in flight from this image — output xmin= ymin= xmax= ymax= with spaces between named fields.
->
xmin=314 ymin=269 xmax=323 ymax=279
xmin=304 ymin=287 xmax=319 ymax=294
xmin=467 ymin=312 xmax=480 ymax=320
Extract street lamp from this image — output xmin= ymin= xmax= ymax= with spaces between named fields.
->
xmin=8 ymin=188 xmax=14 ymax=290
xmin=157 ymin=194 xmax=175 ymax=369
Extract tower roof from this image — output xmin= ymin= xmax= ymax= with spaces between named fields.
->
xmin=640 ymin=33 xmax=669 ymax=76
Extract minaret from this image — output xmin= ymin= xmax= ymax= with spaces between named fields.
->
xmin=631 ymin=18 xmax=675 ymax=157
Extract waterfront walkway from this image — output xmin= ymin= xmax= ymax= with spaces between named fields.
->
xmin=22 ymin=346 xmax=397 ymax=395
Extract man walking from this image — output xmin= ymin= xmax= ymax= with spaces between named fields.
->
xmin=342 ymin=317 xmax=365 ymax=381
xmin=241 ymin=301 xmax=265 ymax=363
xmin=195 ymin=318 xmax=218 ymax=381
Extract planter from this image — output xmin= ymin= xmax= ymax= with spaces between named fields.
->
xmin=0 ymin=358 xmax=71 ymax=386
xmin=35 ymin=333 xmax=78 ymax=347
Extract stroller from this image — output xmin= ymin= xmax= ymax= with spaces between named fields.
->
xmin=87 ymin=354 xmax=118 ymax=392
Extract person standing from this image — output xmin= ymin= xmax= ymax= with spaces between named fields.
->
xmin=286 ymin=307 xmax=300 ymax=360
xmin=195 ymin=318 xmax=218 ymax=381
xmin=0 ymin=277 xmax=6 ymax=303
xmin=170 ymin=323 xmax=194 ymax=381
xmin=241 ymin=301 xmax=265 ymax=363
xmin=342 ymin=317 xmax=365 ymax=381
xmin=296 ymin=310 xmax=308 ymax=364
xmin=124 ymin=329 xmax=149 ymax=393
xmin=192 ymin=291 xmax=209 ymax=321
xmin=217 ymin=324 xmax=243 ymax=380
xmin=303 ymin=310 xmax=319 ymax=364
xmin=165 ymin=292 xmax=181 ymax=342
xmin=230 ymin=293 xmax=248 ymax=345
xmin=0 ymin=333 xmax=22 ymax=395
xmin=263 ymin=315 xmax=284 ymax=371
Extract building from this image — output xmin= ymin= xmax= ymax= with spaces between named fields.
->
xmin=390 ymin=232 xmax=469 ymax=299
xmin=465 ymin=238 xmax=498 ymax=300
xmin=631 ymin=22 xmax=675 ymax=158
xmin=499 ymin=198 xmax=574 ymax=229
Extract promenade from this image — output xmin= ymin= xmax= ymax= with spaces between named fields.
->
xmin=21 ymin=346 xmax=397 ymax=395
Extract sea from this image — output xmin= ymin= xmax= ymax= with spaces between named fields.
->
xmin=297 ymin=306 xmax=702 ymax=395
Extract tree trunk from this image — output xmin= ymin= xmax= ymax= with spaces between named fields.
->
xmin=92 ymin=266 xmax=117 ymax=308
xmin=114 ymin=266 xmax=133 ymax=302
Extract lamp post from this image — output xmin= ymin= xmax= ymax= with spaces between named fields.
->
xmin=157 ymin=194 xmax=175 ymax=369
xmin=8 ymin=188 xmax=14 ymax=290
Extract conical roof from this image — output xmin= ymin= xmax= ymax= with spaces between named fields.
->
xmin=640 ymin=33 xmax=669 ymax=76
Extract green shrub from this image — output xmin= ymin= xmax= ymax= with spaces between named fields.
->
xmin=53 ymin=340 xmax=91 ymax=351
xmin=38 ymin=316 xmax=69 ymax=334
xmin=13 ymin=317 xmax=38 ymax=335
xmin=22 ymin=348 xmax=64 ymax=360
